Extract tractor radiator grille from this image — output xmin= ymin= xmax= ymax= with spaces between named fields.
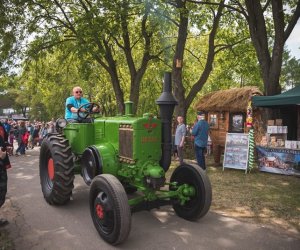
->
xmin=119 ymin=126 xmax=133 ymax=159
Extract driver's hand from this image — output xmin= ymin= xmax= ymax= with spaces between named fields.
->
xmin=79 ymin=108 xmax=87 ymax=113
xmin=92 ymin=106 xmax=100 ymax=113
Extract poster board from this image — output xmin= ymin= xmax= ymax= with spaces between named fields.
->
xmin=256 ymin=146 xmax=300 ymax=176
xmin=223 ymin=133 xmax=249 ymax=173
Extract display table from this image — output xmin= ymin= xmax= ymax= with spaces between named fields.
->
xmin=256 ymin=146 xmax=300 ymax=175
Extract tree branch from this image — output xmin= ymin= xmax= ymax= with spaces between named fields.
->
xmin=284 ymin=0 xmax=300 ymax=42
xmin=187 ymin=0 xmax=246 ymax=16
xmin=262 ymin=0 xmax=272 ymax=12
xmin=153 ymin=8 xmax=179 ymax=27
xmin=214 ymin=37 xmax=249 ymax=54
xmin=53 ymin=0 xmax=77 ymax=34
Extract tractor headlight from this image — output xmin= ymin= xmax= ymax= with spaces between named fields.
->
xmin=56 ymin=118 xmax=67 ymax=128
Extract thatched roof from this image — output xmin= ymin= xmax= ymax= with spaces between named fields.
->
xmin=195 ymin=86 xmax=263 ymax=112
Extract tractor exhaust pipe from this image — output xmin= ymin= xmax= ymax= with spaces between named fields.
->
xmin=156 ymin=72 xmax=178 ymax=172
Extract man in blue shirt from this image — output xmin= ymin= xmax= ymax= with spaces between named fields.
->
xmin=65 ymin=86 xmax=95 ymax=122
xmin=3 ymin=119 xmax=11 ymax=134
xmin=192 ymin=111 xmax=209 ymax=170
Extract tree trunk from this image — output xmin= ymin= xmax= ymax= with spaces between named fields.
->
xmin=94 ymin=53 xmax=125 ymax=114
xmin=21 ymin=107 xmax=27 ymax=118
xmin=244 ymin=0 xmax=300 ymax=119
xmin=110 ymin=73 xmax=125 ymax=114
xmin=122 ymin=2 xmax=151 ymax=114
xmin=130 ymin=65 xmax=149 ymax=114
xmin=172 ymin=0 xmax=224 ymax=122
xmin=185 ymin=1 xmax=224 ymax=110
xmin=244 ymin=0 xmax=299 ymax=96
xmin=102 ymin=41 xmax=125 ymax=114
xmin=172 ymin=0 xmax=189 ymax=120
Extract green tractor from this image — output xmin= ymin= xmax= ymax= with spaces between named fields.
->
xmin=39 ymin=72 xmax=212 ymax=245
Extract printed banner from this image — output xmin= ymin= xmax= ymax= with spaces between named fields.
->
xmin=256 ymin=146 xmax=300 ymax=176
xmin=223 ymin=133 xmax=249 ymax=172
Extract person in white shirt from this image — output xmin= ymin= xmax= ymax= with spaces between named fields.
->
xmin=174 ymin=116 xmax=186 ymax=165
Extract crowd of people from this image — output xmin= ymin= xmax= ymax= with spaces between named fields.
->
xmin=0 ymin=86 xmax=95 ymax=227
xmin=0 ymin=118 xmax=56 ymax=156
xmin=1 ymin=86 xmax=91 ymax=157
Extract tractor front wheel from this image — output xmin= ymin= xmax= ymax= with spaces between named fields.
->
xmin=39 ymin=133 xmax=74 ymax=205
xmin=170 ymin=163 xmax=212 ymax=221
xmin=89 ymin=174 xmax=131 ymax=245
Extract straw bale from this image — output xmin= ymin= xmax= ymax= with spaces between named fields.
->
xmin=195 ymin=86 xmax=262 ymax=112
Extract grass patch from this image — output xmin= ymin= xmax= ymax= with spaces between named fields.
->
xmin=170 ymin=152 xmax=300 ymax=233
xmin=0 ymin=229 xmax=14 ymax=250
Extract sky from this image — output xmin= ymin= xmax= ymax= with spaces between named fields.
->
xmin=286 ymin=20 xmax=300 ymax=59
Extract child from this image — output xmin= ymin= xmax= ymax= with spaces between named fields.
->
xmin=22 ymin=131 xmax=30 ymax=151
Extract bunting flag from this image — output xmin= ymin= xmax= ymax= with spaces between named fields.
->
xmin=248 ymin=128 xmax=255 ymax=172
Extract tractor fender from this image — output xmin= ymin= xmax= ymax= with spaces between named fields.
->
xmin=92 ymin=143 xmax=120 ymax=176
xmin=81 ymin=146 xmax=102 ymax=185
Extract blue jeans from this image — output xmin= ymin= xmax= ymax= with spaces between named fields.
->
xmin=195 ymin=145 xmax=206 ymax=170
xmin=16 ymin=142 xmax=26 ymax=155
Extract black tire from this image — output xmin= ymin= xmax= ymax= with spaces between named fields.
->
xmin=89 ymin=174 xmax=131 ymax=245
xmin=39 ymin=133 xmax=74 ymax=205
xmin=170 ymin=163 xmax=212 ymax=221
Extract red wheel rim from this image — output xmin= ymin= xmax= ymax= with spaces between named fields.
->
xmin=48 ymin=158 xmax=55 ymax=181
xmin=96 ymin=204 xmax=104 ymax=219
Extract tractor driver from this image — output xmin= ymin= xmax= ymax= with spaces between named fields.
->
xmin=65 ymin=86 xmax=99 ymax=123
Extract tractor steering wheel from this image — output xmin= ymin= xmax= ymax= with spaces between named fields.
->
xmin=77 ymin=102 xmax=101 ymax=119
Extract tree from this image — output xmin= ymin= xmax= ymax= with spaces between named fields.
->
xmin=20 ymin=0 xmax=171 ymax=114
xmin=3 ymin=89 xmax=29 ymax=118
xmin=0 ymin=0 xmax=26 ymax=75
xmin=185 ymin=0 xmax=300 ymax=96
xmin=5 ymin=0 xmax=298 ymax=122
xmin=232 ymin=0 xmax=300 ymax=95
xmin=171 ymin=0 xmax=229 ymax=118
xmin=0 ymin=75 xmax=28 ymax=116
xmin=281 ymin=53 xmax=300 ymax=90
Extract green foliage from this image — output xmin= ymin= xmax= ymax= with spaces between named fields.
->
xmin=21 ymin=49 xmax=89 ymax=120
xmin=0 ymin=0 xmax=27 ymax=75
xmin=281 ymin=50 xmax=300 ymax=90
xmin=1 ymin=0 xmax=299 ymax=123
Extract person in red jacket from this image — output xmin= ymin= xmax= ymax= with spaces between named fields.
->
xmin=0 ymin=121 xmax=12 ymax=227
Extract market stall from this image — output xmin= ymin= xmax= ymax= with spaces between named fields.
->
xmin=252 ymin=86 xmax=300 ymax=175
xmin=195 ymin=86 xmax=263 ymax=166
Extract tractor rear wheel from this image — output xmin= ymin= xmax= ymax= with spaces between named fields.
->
xmin=39 ymin=133 xmax=74 ymax=205
xmin=170 ymin=163 xmax=212 ymax=220
xmin=89 ymin=174 xmax=131 ymax=245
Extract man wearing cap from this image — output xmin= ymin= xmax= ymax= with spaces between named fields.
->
xmin=192 ymin=111 xmax=209 ymax=170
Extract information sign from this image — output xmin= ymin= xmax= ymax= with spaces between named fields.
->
xmin=223 ymin=133 xmax=249 ymax=173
